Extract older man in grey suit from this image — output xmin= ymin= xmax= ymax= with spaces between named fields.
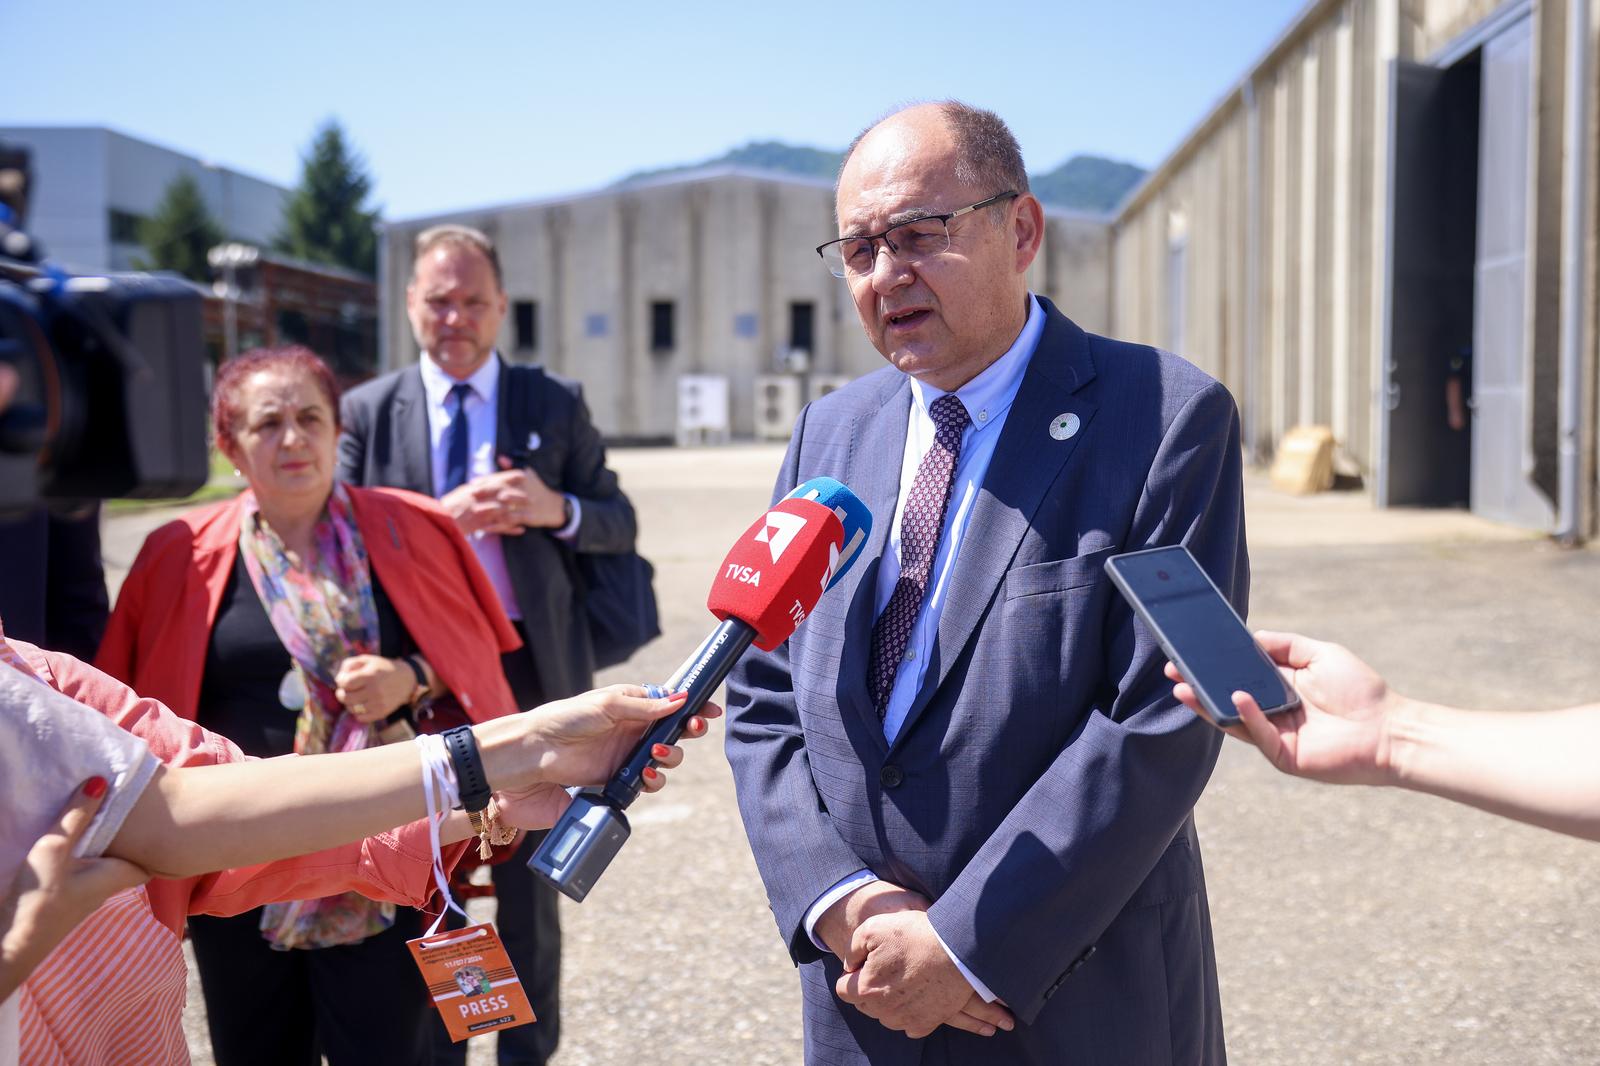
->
xmin=725 ymin=102 xmax=1244 ymax=1064
xmin=338 ymin=225 xmax=639 ymax=1066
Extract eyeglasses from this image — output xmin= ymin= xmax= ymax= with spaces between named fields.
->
xmin=815 ymin=191 xmax=1019 ymax=279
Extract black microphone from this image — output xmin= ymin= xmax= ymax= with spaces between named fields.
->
xmin=529 ymin=480 xmax=870 ymax=901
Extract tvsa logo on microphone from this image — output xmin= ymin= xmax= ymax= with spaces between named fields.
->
xmin=754 ymin=510 xmax=807 ymax=562
xmin=724 ymin=563 xmax=762 ymax=586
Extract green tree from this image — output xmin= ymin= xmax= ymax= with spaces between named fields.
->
xmin=137 ymin=173 xmax=223 ymax=281
xmin=276 ymin=119 xmax=380 ymax=276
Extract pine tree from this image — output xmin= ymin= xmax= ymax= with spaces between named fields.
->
xmin=138 ymin=173 xmax=224 ymax=281
xmin=275 ymin=120 xmax=380 ymax=276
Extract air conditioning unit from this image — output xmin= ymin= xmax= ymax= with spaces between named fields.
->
xmin=809 ymin=375 xmax=853 ymax=403
xmin=753 ymin=375 xmax=802 ymax=441
xmin=676 ymin=374 xmax=730 ymax=446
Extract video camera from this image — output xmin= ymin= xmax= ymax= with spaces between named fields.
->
xmin=0 ymin=141 xmax=210 ymax=515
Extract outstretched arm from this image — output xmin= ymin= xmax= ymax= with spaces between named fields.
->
xmin=1170 ymin=630 xmax=1600 ymax=840
xmin=38 ymin=646 xmax=712 ymax=880
xmin=111 ymin=687 xmax=710 ymax=879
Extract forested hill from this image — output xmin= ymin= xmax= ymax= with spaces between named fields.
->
xmin=616 ymin=141 xmax=1145 ymax=214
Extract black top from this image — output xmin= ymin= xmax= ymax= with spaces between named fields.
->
xmin=197 ymin=554 xmax=413 ymax=758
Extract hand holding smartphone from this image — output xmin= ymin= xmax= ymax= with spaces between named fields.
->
xmin=1105 ymin=546 xmax=1299 ymax=727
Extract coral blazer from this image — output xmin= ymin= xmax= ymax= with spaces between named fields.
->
xmin=97 ymin=485 xmax=523 ymax=725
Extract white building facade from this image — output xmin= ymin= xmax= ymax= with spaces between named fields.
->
xmin=379 ymin=167 xmax=1112 ymax=441
xmin=0 ymin=126 xmax=288 ymax=274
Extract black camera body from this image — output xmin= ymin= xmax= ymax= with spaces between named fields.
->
xmin=0 ymin=160 xmax=210 ymax=514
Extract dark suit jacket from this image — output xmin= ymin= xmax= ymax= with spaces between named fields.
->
xmin=337 ymin=358 xmax=637 ymax=700
xmin=725 ymin=300 xmax=1245 ymax=1065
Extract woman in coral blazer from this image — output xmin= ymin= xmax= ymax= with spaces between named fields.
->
xmin=97 ymin=346 xmax=523 ymax=1066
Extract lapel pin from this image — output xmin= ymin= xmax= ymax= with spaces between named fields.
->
xmin=1049 ymin=413 xmax=1080 ymax=441
xmin=526 ymin=431 xmax=542 ymax=451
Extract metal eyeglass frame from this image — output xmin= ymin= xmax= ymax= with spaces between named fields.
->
xmin=815 ymin=190 xmax=1020 ymax=278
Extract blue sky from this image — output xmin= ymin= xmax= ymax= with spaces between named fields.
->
xmin=3 ymin=0 xmax=1308 ymax=219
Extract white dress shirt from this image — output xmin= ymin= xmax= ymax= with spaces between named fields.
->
xmin=802 ymin=294 xmax=1047 ymax=1003
xmin=418 ymin=350 xmax=581 ymax=622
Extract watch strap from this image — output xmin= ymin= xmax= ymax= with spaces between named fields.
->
xmin=441 ymin=725 xmax=491 ymax=813
xmin=402 ymin=655 xmax=429 ymax=704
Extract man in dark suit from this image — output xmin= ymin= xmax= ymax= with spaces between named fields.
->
xmin=725 ymin=102 xmax=1245 ymax=1064
xmin=338 ymin=225 xmax=638 ymax=1066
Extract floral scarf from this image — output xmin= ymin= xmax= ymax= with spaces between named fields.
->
xmin=236 ymin=483 xmax=396 ymax=950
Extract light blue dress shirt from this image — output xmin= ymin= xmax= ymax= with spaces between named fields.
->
xmin=418 ymin=350 xmax=580 ymax=623
xmin=802 ymin=294 xmax=1046 ymax=1001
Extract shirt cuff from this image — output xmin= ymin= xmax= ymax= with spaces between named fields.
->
xmin=803 ymin=870 xmax=878 ymax=952
xmin=554 ymin=494 xmax=581 ymax=541
xmin=932 ymin=926 xmax=999 ymax=1003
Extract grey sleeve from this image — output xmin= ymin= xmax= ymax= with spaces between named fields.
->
xmin=0 ymin=667 xmax=160 ymax=885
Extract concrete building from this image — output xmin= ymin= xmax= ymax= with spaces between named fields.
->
xmin=0 ymin=126 xmax=288 ymax=274
xmin=1110 ymin=0 xmax=1597 ymax=539
xmin=379 ymin=166 xmax=1111 ymax=442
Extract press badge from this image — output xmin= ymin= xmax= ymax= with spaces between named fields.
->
xmin=408 ymin=922 xmax=535 ymax=1042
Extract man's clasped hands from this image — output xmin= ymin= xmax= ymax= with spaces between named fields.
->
xmin=817 ymin=880 xmax=1015 ymax=1040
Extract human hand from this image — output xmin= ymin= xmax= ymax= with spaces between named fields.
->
xmin=492 ymin=732 xmax=688 ymax=829
xmin=492 ymin=455 xmax=568 ymax=529
xmin=439 ymin=474 xmax=526 ymax=538
xmin=835 ymin=910 xmax=1014 ymax=1039
xmin=1 ymin=778 xmax=150 ymax=1000
xmin=479 ymin=685 xmax=721 ymax=827
xmin=439 ymin=464 xmax=565 ymax=537
xmin=1166 ymin=629 xmax=1402 ymax=786
xmin=815 ymin=879 xmax=930 ymax=969
xmin=334 ymin=655 xmax=415 ymax=723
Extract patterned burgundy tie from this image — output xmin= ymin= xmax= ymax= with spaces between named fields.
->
xmin=868 ymin=393 xmax=971 ymax=716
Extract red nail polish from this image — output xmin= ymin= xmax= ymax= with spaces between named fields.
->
xmin=652 ymin=744 xmax=669 ymax=759
xmin=84 ymin=776 xmax=108 ymax=799
xmin=642 ymin=767 xmax=658 ymax=782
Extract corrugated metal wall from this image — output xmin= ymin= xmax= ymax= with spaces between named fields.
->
xmin=1112 ymin=0 xmax=1398 ymax=471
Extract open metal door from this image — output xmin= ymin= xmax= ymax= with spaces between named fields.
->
xmin=1470 ymin=17 xmax=1554 ymax=529
xmin=1377 ymin=58 xmax=1479 ymax=507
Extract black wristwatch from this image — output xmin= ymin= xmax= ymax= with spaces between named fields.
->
xmin=401 ymin=654 xmax=430 ymax=707
xmin=440 ymin=725 xmax=491 ymax=814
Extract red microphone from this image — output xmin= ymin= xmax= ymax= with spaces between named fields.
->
xmin=706 ymin=497 xmax=846 ymax=651
xmin=531 ymin=490 xmax=860 ymax=901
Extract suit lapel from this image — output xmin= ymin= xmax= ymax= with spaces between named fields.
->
xmin=495 ymin=358 xmax=518 ymax=457
xmin=830 ymin=375 xmax=912 ymax=749
xmin=893 ymin=303 xmax=1100 ymax=746
xmin=393 ymin=367 xmax=434 ymax=495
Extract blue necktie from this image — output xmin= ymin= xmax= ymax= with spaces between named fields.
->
xmin=443 ymin=383 xmax=473 ymax=494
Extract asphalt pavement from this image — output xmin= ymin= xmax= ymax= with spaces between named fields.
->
xmin=99 ymin=446 xmax=1599 ymax=1066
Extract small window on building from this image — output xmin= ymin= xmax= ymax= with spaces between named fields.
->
xmin=789 ymin=302 xmax=815 ymax=354
xmin=1166 ymin=237 xmax=1187 ymax=354
xmin=108 ymin=209 xmax=147 ymax=245
xmin=514 ymin=300 xmax=539 ymax=352
xmin=650 ymin=301 xmax=676 ymax=352
xmin=1166 ymin=209 xmax=1188 ymax=354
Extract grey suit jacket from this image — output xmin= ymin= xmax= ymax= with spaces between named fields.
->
xmin=725 ymin=300 xmax=1244 ymax=1065
xmin=337 ymin=359 xmax=637 ymax=700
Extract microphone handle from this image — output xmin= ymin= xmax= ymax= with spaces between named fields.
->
xmin=600 ymin=617 xmax=757 ymax=809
